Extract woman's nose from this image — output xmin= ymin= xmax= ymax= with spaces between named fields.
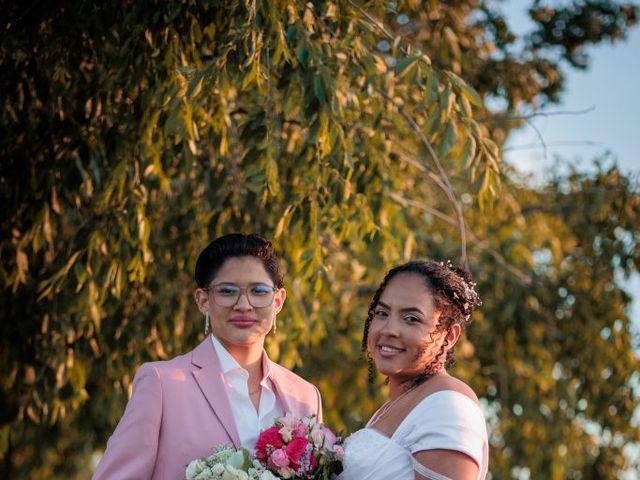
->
xmin=378 ymin=317 xmax=399 ymax=336
xmin=233 ymin=291 xmax=253 ymax=310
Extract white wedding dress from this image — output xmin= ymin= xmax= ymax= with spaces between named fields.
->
xmin=338 ymin=391 xmax=489 ymax=480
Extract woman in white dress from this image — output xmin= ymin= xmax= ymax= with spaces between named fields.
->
xmin=339 ymin=260 xmax=489 ymax=480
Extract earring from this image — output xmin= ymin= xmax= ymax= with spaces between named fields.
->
xmin=204 ymin=312 xmax=210 ymax=335
xmin=272 ymin=317 xmax=277 ymax=335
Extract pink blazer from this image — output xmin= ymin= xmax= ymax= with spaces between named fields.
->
xmin=93 ymin=338 xmax=322 ymax=480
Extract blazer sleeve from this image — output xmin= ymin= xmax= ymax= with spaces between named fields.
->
xmin=92 ymin=363 xmax=163 ymax=480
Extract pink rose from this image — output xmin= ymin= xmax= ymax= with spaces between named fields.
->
xmin=255 ymin=426 xmax=283 ymax=461
xmin=285 ymin=438 xmax=317 ymax=474
xmin=321 ymin=426 xmax=337 ymax=447
xmin=292 ymin=423 xmax=309 ymax=439
xmin=270 ymin=448 xmax=290 ymax=469
xmin=332 ymin=444 xmax=345 ymax=461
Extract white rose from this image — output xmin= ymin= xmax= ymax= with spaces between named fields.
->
xmin=185 ymin=459 xmax=208 ymax=479
xmin=212 ymin=463 xmax=225 ymax=475
xmin=216 ymin=451 xmax=233 ymax=463
xmin=196 ymin=466 xmax=219 ymax=480
xmin=247 ymin=467 xmax=263 ymax=480
xmin=310 ymin=426 xmax=324 ymax=446
xmin=279 ymin=426 xmax=293 ymax=443
xmin=259 ymin=471 xmax=280 ymax=480
xmin=222 ymin=466 xmax=249 ymax=480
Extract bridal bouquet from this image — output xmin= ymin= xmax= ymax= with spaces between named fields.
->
xmin=185 ymin=443 xmax=277 ymax=480
xmin=254 ymin=414 xmax=344 ymax=479
xmin=186 ymin=414 xmax=343 ymax=480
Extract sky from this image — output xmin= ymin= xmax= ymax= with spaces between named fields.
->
xmin=500 ymin=1 xmax=640 ymax=332
xmin=501 ymin=1 xmax=640 ymax=178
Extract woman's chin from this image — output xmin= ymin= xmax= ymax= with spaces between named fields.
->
xmin=374 ymin=364 xmax=397 ymax=378
xmin=214 ymin=330 xmax=268 ymax=349
xmin=375 ymin=365 xmax=422 ymax=384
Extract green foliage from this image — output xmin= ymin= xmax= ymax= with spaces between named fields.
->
xmin=528 ymin=0 xmax=638 ymax=68
xmin=300 ymin=160 xmax=640 ymax=480
xmin=467 ymin=162 xmax=640 ymax=478
xmin=1 ymin=0 xmax=639 ymax=478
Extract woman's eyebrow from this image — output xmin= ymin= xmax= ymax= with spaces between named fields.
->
xmin=377 ymin=301 xmax=424 ymax=315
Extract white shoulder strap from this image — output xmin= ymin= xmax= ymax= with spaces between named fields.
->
xmin=412 ymin=457 xmax=452 ymax=480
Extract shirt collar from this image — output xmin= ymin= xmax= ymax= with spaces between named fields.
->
xmin=211 ymin=334 xmax=239 ymax=374
xmin=210 ymin=334 xmax=273 ymax=381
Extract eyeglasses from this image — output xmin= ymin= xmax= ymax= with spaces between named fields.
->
xmin=205 ymin=283 xmax=278 ymax=308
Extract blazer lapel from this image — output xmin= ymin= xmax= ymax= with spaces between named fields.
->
xmin=269 ymin=362 xmax=298 ymax=417
xmin=191 ymin=338 xmax=241 ymax=448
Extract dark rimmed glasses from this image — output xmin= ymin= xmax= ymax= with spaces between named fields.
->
xmin=205 ymin=283 xmax=277 ymax=308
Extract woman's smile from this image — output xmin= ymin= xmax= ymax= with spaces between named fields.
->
xmin=376 ymin=344 xmax=406 ymax=358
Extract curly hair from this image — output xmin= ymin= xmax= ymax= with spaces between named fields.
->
xmin=362 ymin=260 xmax=481 ymax=387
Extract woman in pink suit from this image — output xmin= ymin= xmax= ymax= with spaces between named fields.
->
xmin=93 ymin=233 xmax=323 ymax=480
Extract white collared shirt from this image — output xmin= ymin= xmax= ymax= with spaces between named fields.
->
xmin=211 ymin=335 xmax=284 ymax=451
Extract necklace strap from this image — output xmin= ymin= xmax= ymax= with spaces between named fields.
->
xmin=367 ymin=383 xmax=419 ymax=427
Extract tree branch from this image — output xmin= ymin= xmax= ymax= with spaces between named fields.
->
xmin=387 ymin=192 xmax=534 ymax=285
xmin=345 ymin=0 xmax=396 ymax=43
xmin=524 ymin=117 xmax=548 ymax=162
xmin=482 ymin=106 xmax=596 ymax=123
xmin=503 ymin=140 xmax=602 ymax=152
xmin=377 ymin=88 xmax=468 ymax=267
